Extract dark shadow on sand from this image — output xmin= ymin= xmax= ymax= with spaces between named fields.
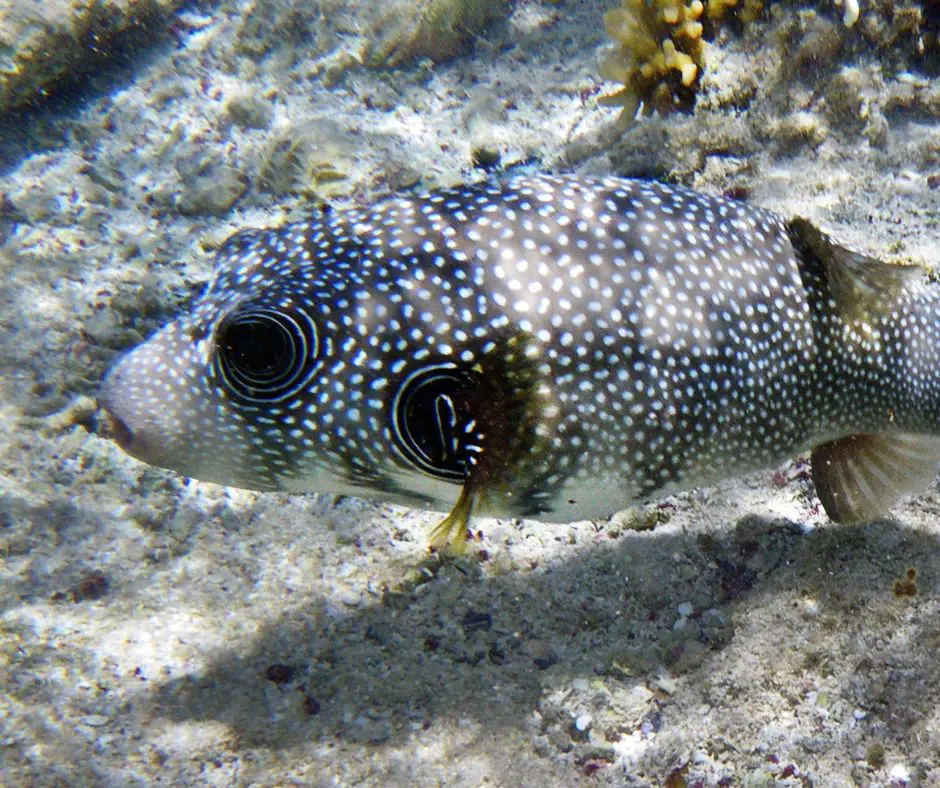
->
xmin=137 ymin=508 xmax=940 ymax=750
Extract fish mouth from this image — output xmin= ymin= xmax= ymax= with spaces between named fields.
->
xmin=97 ymin=402 xmax=171 ymax=467
xmin=97 ymin=375 xmax=158 ymax=463
xmin=100 ymin=407 xmax=134 ymax=452
xmin=98 ymin=358 xmax=155 ymax=462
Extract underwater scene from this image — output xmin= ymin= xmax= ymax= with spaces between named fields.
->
xmin=1 ymin=0 xmax=938 ymax=783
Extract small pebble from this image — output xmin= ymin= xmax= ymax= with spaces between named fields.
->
xmin=339 ymin=590 xmax=362 ymax=607
xmin=654 ymin=674 xmax=679 ymax=695
xmin=265 ymin=664 xmax=295 ymax=684
xmin=461 ymin=610 xmax=492 ymax=633
xmin=575 ymin=713 xmax=593 ymax=732
xmin=225 ymin=94 xmax=273 ymax=130
xmin=177 ymin=11 xmax=214 ymax=29
xmin=525 ymin=639 xmax=557 ymax=670
xmin=303 ymin=695 xmax=321 ymax=716
xmin=889 ymin=763 xmax=911 ymax=783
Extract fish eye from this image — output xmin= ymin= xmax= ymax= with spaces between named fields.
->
xmin=391 ymin=364 xmax=479 ymax=481
xmin=215 ymin=305 xmax=319 ymax=403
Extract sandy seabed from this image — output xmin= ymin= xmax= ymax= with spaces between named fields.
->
xmin=1 ymin=0 xmax=939 ymax=784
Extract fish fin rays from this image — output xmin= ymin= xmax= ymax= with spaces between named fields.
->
xmin=811 ymin=433 xmax=940 ymax=524
xmin=429 ymin=486 xmax=476 ymax=553
xmin=788 ymin=217 xmax=926 ymax=325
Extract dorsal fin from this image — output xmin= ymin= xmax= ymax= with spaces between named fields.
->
xmin=811 ymin=433 xmax=940 ymax=524
xmin=788 ymin=217 xmax=925 ymax=324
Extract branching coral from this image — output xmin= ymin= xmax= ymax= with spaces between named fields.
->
xmin=600 ymin=0 xmax=707 ymax=119
xmin=599 ymin=0 xmax=764 ymax=120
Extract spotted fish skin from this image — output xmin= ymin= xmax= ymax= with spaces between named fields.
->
xmin=100 ymin=174 xmax=940 ymax=534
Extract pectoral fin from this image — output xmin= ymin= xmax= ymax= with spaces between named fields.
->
xmin=811 ymin=433 xmax=940 ymax=524
xmin=429 ymin=486 xmax=476 ymax=553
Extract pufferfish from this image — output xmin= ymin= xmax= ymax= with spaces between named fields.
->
xmin=99 ymin=173 xmax=940 ymax=549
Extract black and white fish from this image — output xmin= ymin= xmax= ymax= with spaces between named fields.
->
xmin=99 ymin=174 xmax=940 ymax=547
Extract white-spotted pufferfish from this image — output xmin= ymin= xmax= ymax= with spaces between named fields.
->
xmin=99 ymin=174 xmax=940 ymax=548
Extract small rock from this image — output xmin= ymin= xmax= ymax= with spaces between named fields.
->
xmin=525 ymin=639 xmax=557 ymax=670
xmin=548 ymin=727 xmax=573 ymax=752
xmin=347 ymin=715 xmax=391 ymax=744
xmin=363 ymin=0 xmax=512 ymax=67
xmin=175 ymin=167 xmax=246 ymax=217
xmin=611 ymin=685 xmax=655 ymax=728
xmin=365 ymin=622 xmax=392 ymax=645
xmin=225 ymin=94 xmax=273 ymax=130
xmin=265 ymin=664 xmax=295 ymax=684
xmin=574 ymin=743 xmax=616 ymax=764
xmin=302 ymin=695 xmax=321 ymax=716
xmin=461 ymin=609 xmax=492 ymax=633
xmin=338 ymin=589 xmax=362 ymax=607
xmin=653 ymin=673 xmax=679 ymax=695
xmin=68 ymin=572 xmax=110 ymax=603
xmin=889 ymin=763 xmax=911 ymax=783
xmin=575 ymin=713 xmax=592 ymax=733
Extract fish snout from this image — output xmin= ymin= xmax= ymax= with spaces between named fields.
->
xmin=98 ymin=359 xmax=163 ymax=465
xmin=97 ymin=338 xmax=277 ymax=490
xmin=98 ymin=402 xmax=163 ymax=465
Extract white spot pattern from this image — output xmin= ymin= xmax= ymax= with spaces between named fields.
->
xmin=99 ymin=174 xmax=938 ymax=522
